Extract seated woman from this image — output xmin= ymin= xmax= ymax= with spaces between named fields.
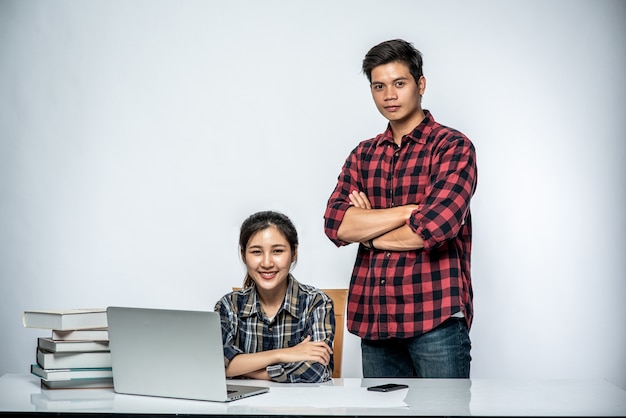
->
xmin=214 ymin=210 xmax=335 ymax=383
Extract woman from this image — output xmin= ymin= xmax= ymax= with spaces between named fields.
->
xmin=215 ymin=211 xmax=335 ymax=383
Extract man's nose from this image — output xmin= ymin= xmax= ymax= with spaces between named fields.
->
xmin=384 ymin=87 xmax=397 ymax=100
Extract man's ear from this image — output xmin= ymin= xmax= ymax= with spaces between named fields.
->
xmin=418 ymin=75 xmax=427 ymax=96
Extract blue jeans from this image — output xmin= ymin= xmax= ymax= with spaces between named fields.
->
xmin=361 ymin=318 xmax=471 ymax=378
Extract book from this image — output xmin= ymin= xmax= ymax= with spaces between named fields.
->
xmin=23 ymin=308 xmax=108 ymax=330
xmin=37 ymin=338 xmax=109 ymax=353
xmin=31 ymin=364 xmax=113 ymax=381
xmin=52 ymin=329 xmax=109 ymax=341
xmin=37 ymin=349 xmax=112 ymax=369
xmin=40 ymin=377 xmax=114 ymax=389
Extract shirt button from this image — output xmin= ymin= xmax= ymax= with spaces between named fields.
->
xmin=386 ymin=252 xmax=391 ymax=257
xmin=380 ymin=279 xmax=385 ymax=284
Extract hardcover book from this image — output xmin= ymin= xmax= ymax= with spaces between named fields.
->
xmin=37 ymin=338 xmax=109 ymax=353
xmin=36 ymin=349 xmax=112 ymax=369
xmin=23 ymin=309 xmax=108 ymax=331
xmin=31 ymin=364 xmax=113 ymax=381
xmin=40 ymin=377 xmax=114 ymax=389
xmin=52 ymin=329 xmax=109 ymax=341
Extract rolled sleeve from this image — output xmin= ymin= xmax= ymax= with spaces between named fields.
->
xmin=323 ymin=201 xmax=352 ymax=247
xmin=324 ymin=146 xmax=363 ymax=247
xmin=268 ymin=361 xmax=330 ymax=383
xmin=408 ymin=136 xmax=477 ymax=250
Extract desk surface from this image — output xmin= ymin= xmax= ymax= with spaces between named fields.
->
xmin=1 ymin=373 xmax=625 ymax=417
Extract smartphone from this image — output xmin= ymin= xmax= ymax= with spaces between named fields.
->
xmin=366 ymin=383 xmax=409 ymax=392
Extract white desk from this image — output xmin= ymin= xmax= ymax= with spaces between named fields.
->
xmin=1 ymin=373 xmax=625 ymax=416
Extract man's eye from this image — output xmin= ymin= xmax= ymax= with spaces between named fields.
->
xmin=372 ymin=84 xmax=383 ymax=90
xmin=273 ymin=249 xmax=284 ymax=254
xmin=395 ymin=81 xmax=405 ymax=87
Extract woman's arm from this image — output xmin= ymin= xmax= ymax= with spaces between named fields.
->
xmin=267 ymin=292 xmax=335 ymax=383
xmin=225 ymin=336 xmax=332 ymax=379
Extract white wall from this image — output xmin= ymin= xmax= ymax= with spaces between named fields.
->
xmin=1 ymin=0 xmax=624 ymax=389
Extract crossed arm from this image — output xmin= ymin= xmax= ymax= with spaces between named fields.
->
xmin=225 ymin=335 xmax=332 ymax=379
xmin=337 ymin=190 xmax=424 ymax=251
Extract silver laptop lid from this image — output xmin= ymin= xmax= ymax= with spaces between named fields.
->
xmin=107 ymin=307 xmax=267 ymax=402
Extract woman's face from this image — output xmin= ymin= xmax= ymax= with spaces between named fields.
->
xmin=242 ymin=226 xmax=295 ymax=292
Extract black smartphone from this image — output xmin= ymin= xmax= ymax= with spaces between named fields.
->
xmin=366 ymin=383 xmax=409 ymax=392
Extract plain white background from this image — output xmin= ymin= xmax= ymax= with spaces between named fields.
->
xmin=1 ymin=0 xmax=624 ymax=389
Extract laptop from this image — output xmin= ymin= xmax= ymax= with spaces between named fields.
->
xmin=106 ymin=306 xmax=269 ymax=402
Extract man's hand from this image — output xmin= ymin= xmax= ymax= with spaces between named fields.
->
xmin=349 ymin=190 xmax=372 ymax=210
xmin=349 ymin=191 xmax=375 ymax=248
xmin=338 ymin=190 xmax=422 ymax=250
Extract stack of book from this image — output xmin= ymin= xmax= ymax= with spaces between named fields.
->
xmin=23 ymin=308 xmax=113 ymax=389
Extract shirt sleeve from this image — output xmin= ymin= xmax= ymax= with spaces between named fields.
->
xmin=214 ymin=297 xmax=243 ymax=367
xmin=409 ymin=133 xmax=477 ymax=250
xmin=324 ymin=145 xmax=361 ymax=247
xmin=267 ymin=293 xmax=335 ymax=383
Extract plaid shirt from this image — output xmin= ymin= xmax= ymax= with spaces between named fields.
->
xmin=214 ymin=276 xmax=334 ymax=383
xmin=324 ymin=110 xmax=477 ymax=340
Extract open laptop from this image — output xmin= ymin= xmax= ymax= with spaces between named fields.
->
xmin=106 ymin=306 xmax=269 ymax=402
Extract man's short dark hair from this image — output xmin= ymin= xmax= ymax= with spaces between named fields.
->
xmin=362 ymin=39 xmax=423 ymax=84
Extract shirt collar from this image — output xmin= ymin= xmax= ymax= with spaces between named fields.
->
xmin=375 ymin=109 xmax=434 ymax=146
xmin=239 ymin=275 xmax=301 ymax=320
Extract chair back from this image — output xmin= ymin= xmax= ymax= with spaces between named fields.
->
xmin=321 ymin=288 xmax=348 ymax=378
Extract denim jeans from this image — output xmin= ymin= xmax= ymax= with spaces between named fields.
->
xmin=361 ymin=318 xmax=471 ymax=378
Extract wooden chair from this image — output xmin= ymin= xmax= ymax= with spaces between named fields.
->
xmin=231 ymin=287 xmax=349 ymax=378
xmin=321 ymin=288 xmax=348 ymax=378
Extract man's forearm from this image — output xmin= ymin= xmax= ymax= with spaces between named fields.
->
xmin=337 ymin=205 xmax=416 ymax=243
xmin=371 ymin=224 xmax=425 ymax=251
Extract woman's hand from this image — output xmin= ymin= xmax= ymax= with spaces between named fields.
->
xmin=280 ymin=335 xmax=333 ymax=365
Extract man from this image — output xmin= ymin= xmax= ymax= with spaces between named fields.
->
xmin=324 ymin=39 xmax=477 ymax=378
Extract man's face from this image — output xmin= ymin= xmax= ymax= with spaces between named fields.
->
xmin=370 ymin=61 xmax=425 ymax=127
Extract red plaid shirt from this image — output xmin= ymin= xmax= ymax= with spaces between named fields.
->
xmin=324 ymin=110 xmax=477 ymax=340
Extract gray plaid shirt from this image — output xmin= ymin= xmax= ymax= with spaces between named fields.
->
xmin=215 ymin=276 xmax=335 ymax=383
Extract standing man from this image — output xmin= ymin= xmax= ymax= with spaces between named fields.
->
xmin=324 ymin=39 xmax=477 ymax=378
